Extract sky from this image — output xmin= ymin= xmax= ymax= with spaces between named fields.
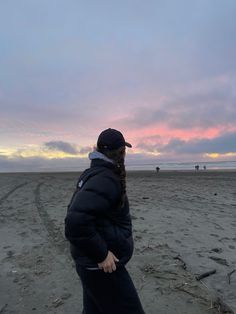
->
xmin=1 ymin=0 xmax=236 ymax=171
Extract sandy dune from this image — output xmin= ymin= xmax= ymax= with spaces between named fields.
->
xmin=0 ymin=171 xmax=235 ymax=313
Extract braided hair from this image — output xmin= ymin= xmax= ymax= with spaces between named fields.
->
xmin=97 ymin=146 xmax=126 ymax=207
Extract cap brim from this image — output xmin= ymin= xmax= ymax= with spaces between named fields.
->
xmin=125 ymin=142 xmax=132 ymax=148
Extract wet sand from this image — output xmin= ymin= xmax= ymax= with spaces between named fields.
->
xmin=0 ymin=171 xmax=235 ymax=313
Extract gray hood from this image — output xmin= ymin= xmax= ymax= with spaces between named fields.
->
xmin=88 ymin=151 xmax=114 ymax=164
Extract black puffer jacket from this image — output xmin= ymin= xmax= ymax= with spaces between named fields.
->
xmin=64 ymin=158 xmax=133 ymax=268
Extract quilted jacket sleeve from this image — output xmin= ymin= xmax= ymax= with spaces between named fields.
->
xmin=65 ymin=172 xmax=121 ymax=263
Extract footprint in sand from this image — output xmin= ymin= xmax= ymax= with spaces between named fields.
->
xmin=210 ymin=233 xmax=219 ymax=238
xmin=164 ymin=230 xmax=173 ymax=234
xmin=209 ymin=256 xmax=229 ymax=266
xmin=219 ymin=237 xmax=230 ymax=242
xmin=211 ymin=248 xmax=223 ymax=253
xmin=197 ymin=253 xmax=204 ymax=257
xmin=6 ymin=250 xmax=15 ymax=258
xmin=175 ymin=240 xmax=181 ymax=244
xmin=215 ymin=225 xmax=225 ymax=230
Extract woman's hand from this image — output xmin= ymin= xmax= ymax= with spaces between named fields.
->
xmin=98 ymin=251 xmax=119 ymax=273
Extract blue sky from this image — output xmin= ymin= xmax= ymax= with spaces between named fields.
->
xmin=1 ymin=0 xmax=236 ymax=171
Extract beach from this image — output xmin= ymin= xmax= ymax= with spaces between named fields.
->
xmin=0 ymin=171 xmax=235 ymax=313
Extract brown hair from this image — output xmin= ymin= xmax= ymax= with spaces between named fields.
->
xmin=97 ymin=146 xmax=126 ymax=206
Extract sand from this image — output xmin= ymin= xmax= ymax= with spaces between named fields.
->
xmin=0 ymin=170 xmax=235 ymax=314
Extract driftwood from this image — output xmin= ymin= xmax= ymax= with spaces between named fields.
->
xmin=173 ymin=255 xmax=187 ymax=270
xmin=227 ymin=269 xmax=236 ymax=284
xmin=195 ymin=269 xmax=216 ymax=281
xmin=213 ymin=297 xmax=234 ymax=314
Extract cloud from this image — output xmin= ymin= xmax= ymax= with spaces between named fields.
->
xmin=166 ymin=132 xmax=236 ymax=154
xmin=1 ymin=0 xmax=236 ymax=167
xmin=136 ymin=142 xmax=162 ymax=154
xmin=118 ymin=75 xmax=236 ymax=132
xmin=44 ymin=141 xmax=79 ymax=155
xmin=124 ymin=108 xmax=169 ymax=128
xmin=0 ymin=142 xmax=93 ymax=161
xmin=1 ymin=130 xmax=236 ymax=173
xmin=0 ymin=141 xmax=93 ymax=172
xmin=138 ymin=131 xmax=236 ymax=155
xmin=78 ymin=146 xmax=93 ymax=154
xmin=166 ymin=81 xmax=236 ymax=130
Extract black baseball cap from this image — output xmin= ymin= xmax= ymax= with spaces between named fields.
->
xmin=97 ymin=128 xmax=132 ymax=150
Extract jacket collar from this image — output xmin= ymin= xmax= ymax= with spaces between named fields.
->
xmin=89 ymin=151 xmax=116 ymax=170
xmin=89 ymin=151 xmax=114 ymax=164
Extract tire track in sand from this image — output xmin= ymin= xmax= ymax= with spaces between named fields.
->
xmin=35 ymin=182 xmax=69 ymax=255
xmin=0 ymin=182 xmax=29 ymax=207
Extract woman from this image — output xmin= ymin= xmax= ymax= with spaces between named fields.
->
xmin=65 ymin=128 xmax=145 ymax=314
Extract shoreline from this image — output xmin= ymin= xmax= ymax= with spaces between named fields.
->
xmin=0 ymin=168 xmax=236 ymax=174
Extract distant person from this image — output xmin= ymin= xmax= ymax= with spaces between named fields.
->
xmin=195 ymin=165 xmax=199 ymax=171
xmin=156 ymin=166 xmax=160 ymax=173
xmin=203 ymin=165 xmax=207 ymax=170
xmin=65 ymin=128 xmax=145 ymax=314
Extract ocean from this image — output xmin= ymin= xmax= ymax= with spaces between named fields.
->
xmin=125 ymin=160 xmax=236 ymax=171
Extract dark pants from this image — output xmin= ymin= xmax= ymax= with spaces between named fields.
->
xmin=76 ymin=264 xmax=145 ymax=314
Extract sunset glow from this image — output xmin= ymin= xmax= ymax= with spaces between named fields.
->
xmin=1 ymin=1 xmax=236 ymax=171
